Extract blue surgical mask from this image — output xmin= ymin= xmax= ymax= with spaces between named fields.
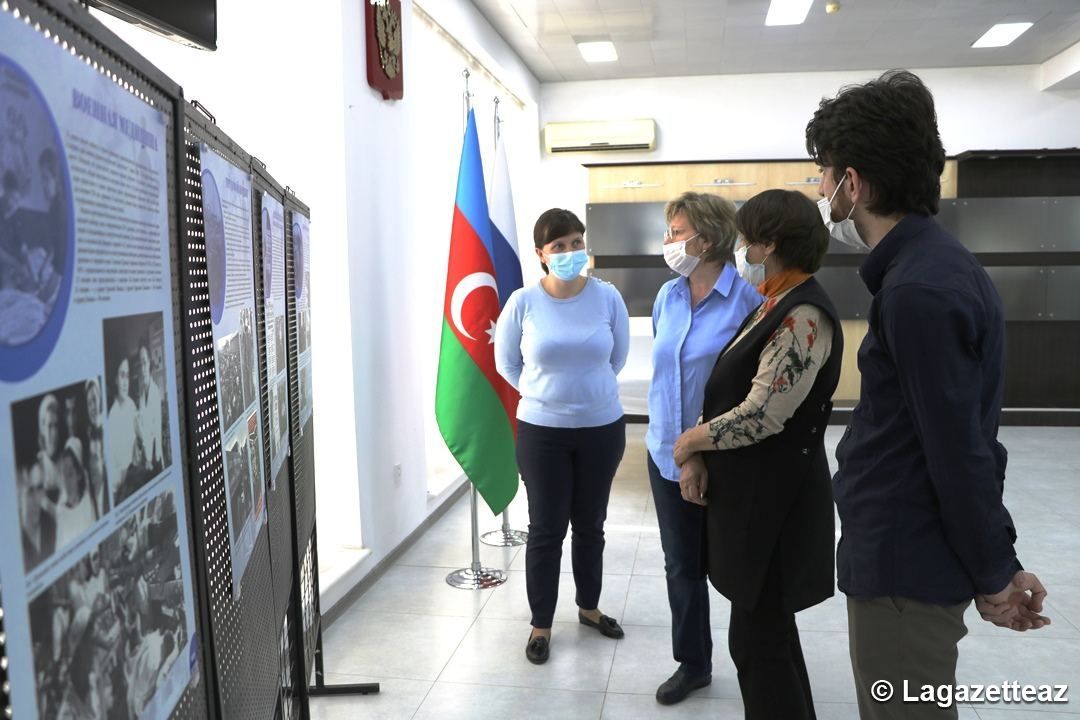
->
xmin=547 ymin=249 xmax=588 ymax=281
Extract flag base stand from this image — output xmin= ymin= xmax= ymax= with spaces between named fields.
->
xmin=446 ymin=566 xmax=507 ymax=589
xmin=447 ymin=485 xmax=508 ymax=590
xmin=481 ymin=508 xmax=528 ymax=547
xmin=480 ymin=529 xmax=527 ymax=547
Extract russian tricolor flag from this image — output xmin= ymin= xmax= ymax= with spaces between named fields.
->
xmin=489 ymin=132 xmax=523 ymax=309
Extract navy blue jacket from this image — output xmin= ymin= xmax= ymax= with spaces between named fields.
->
xmin=834 ymin=213 xmax=1020 ymax=605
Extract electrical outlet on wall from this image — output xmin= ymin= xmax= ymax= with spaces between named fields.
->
xmin=393 ymin=463 xmax=402 ymax=486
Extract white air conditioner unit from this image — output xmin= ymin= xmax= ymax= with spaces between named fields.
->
xmin=543 ymin=119 xmax=656 ymax=154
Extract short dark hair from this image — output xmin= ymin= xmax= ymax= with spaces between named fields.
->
xmin=533 ymin=208 xmax=585 ymax=275
xmin=736 ymin=190 xmax=830 ymax=274
xmin=805 ymin=69 xmax=946 ymax=217
xmin=664 ymin=192 xmax=738 ymax=265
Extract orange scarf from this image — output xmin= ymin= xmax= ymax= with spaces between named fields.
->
xmin=756 ymin=269 xmax=811 ymax=317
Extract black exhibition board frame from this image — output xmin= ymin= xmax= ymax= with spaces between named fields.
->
xmin=177 ymin=102 xmax=286 ymax=720
xmin=3 ymin=2 xmax=345 ymax=718
xmin=250 ymin=162 xmax=304 ymax=720
xmin=0 ymin=0 xmax=215 ymax=717
xmin=282 ymin=192 xmax=321 ymax=687
xmin=283 ymin=192 xmax=378 ymax=706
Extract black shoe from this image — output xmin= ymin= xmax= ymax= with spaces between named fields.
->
xmin=656 ymin=667 xmax=712 ymax=705
xmin=578 ymin=611 xmax=625 ymax=639
xmin=525 ymin=634 xmax=549 ymax=664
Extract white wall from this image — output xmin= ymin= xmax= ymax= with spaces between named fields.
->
xmin=339 ymin=0 xmax=541 ymax=596
xmin=90 ymin=0 xmax=543 ymax=609
xmin=538 ymin=65 xmax=1080 ymax=224
xmin=89 ymin=0 xmax=364 ymax=580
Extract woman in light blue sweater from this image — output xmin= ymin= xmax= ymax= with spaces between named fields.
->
xmin=494 ymin=208 xmax=630 ymax=665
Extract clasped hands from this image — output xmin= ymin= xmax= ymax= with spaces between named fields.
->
xmin=673 ymin=424 xmax=712 ymax=506
xmin=974 ymin=570 xmax=1051 ymax=632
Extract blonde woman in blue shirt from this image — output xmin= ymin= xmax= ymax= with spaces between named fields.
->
xmin=495 ymin=208 xmax=630 ymax=666
xmin=648 ymin=192 xmax=762 ymax=705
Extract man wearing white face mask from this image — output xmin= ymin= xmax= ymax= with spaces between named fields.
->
xmin=817 ymin=176 xmax=868 ymax=251
xmin=807 ymin=70 xmax=1050 ymax=720
xmin=647 ymin=192 xmax=762 ymax=704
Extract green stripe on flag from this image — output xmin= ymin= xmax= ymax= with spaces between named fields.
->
xmin=435 ymin=319 xmax=518 ymax=514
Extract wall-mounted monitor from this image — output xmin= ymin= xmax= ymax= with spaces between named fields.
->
xmin=88 ymin=0 xmax=217 ymax=50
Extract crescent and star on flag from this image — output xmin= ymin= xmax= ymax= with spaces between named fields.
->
xmin=450 ymin=271 xmax=499 ymax=344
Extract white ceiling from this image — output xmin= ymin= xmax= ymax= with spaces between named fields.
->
xmin=469 ymin=0 xmax=1080 ymax=82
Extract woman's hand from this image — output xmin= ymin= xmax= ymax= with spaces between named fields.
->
xmin=679 ymin=454 xmax=708 ymax=506
xmin=673 ymin=423 xmax=710 ymax=466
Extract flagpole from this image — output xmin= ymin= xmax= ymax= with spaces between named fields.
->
xmin=446 ymin=68 xmax=508 ymax=591
xmin=480 ymin=95 xmax=529 ymax=549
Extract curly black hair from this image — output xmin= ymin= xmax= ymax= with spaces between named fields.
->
xmin=805 ymin=69 xmax=946 ymax=217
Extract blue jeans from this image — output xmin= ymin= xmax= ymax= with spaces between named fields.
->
xmin=648 ymin=452 xmax=712 ymax=676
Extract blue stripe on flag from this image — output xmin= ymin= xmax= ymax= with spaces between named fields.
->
xmin=491 ymin=223 xmax=523 ymax=308
xmin=489 ymin=136 xmax=523 ymax=308
xmin=455 ymin=109 xmax=494 ymax=263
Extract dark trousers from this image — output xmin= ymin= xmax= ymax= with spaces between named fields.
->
xmin=647 ymin=453 xmax=712 ymax=676
xmin=517 ymin=417 xmax=625 ymax=628
xmin=728 ymin=558 xmax=816 ymax=720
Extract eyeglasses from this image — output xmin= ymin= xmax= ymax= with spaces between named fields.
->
xmin=665 ymin=226 xmax=690 ymax=241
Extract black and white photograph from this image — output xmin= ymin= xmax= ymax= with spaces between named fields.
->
xmin=0 ymin=55 xmax=73 ymax=351
xmin=27 ymin=489 xmax=187 ymax=720
xmin=296 ymin=306 xmax=310 ymax=356
xmin=238 ymin=306 xmax=257 ymax=409
xmin=291 ymin=219 xmax=304 ymax=302
xmin=10 ymin=377 xmax=109 ymax=571
xmin=104 ymin=312 xmax=173 ymax=507
xmin=214 ymin=305 xmax=257 ymax=433
xmin=246 ymin=412 xmax=264 ymax=521
xmin=261 ymin=205 xmax=272 ymax=300
xmin=274 ymin=315 xmax=286 ymax=369
xmin=297 ymin=364 xmax=311 ymax=426
xmin=271 ymin=376 xmax=288 ymax=459
xmin=224 ymin=422 xmax=255 ymax=540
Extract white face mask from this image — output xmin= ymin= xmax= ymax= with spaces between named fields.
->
xmin=734 ymin=245 xmax=766 ymax=286
xmin=663 ymin=234 xmax=701 ymax=277
xmin=817 ymin=176 xmax=868 ymax=251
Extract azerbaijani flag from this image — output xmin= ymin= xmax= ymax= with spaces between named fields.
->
xmin=435 ymin=109 xmax=520 ymax=514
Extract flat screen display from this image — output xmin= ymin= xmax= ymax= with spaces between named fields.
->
xmin=89 ymin=0 xmax=216 ymax=50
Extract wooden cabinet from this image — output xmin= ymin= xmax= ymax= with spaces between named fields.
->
xmin=833 ymin=319 xmax=868 ymax=405
xmin=588 ymin=164 xmax=686 ymax=203
xmin=588 ymin=159 xmax=959 ymax=204
xmin=684 ymin=163 xmax=767 ymax=202
xmin=768 ymin=161 xmax=822 ymax=200
xmin=940 ymin=159 xmax=957 ymax=199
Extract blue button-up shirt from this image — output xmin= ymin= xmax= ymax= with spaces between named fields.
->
xmin=646 ymin=263 xmax=763 ymax=481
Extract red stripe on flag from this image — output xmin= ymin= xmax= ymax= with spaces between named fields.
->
xmin=443 ymin=206 xmax=519 ymax=430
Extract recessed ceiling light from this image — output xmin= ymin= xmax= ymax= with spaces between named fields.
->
xmin=765 ymin=0 xmax=814 ymax=26
xmin=971 ymin=22 xmax=1033 ymax=48
xmin=577 ymin=41 xmax=618 ymax=63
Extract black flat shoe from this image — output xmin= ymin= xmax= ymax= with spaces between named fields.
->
xmin=525 ymin=634 xmax=549 ymax=664
xmin=578 ymin=611 xmax=624 ymax=639
xmin=656 ymin=667 xmax=712 ymax=705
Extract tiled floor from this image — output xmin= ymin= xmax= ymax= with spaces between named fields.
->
xmin=313 ymin=425 xmax=1080 ymax=719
